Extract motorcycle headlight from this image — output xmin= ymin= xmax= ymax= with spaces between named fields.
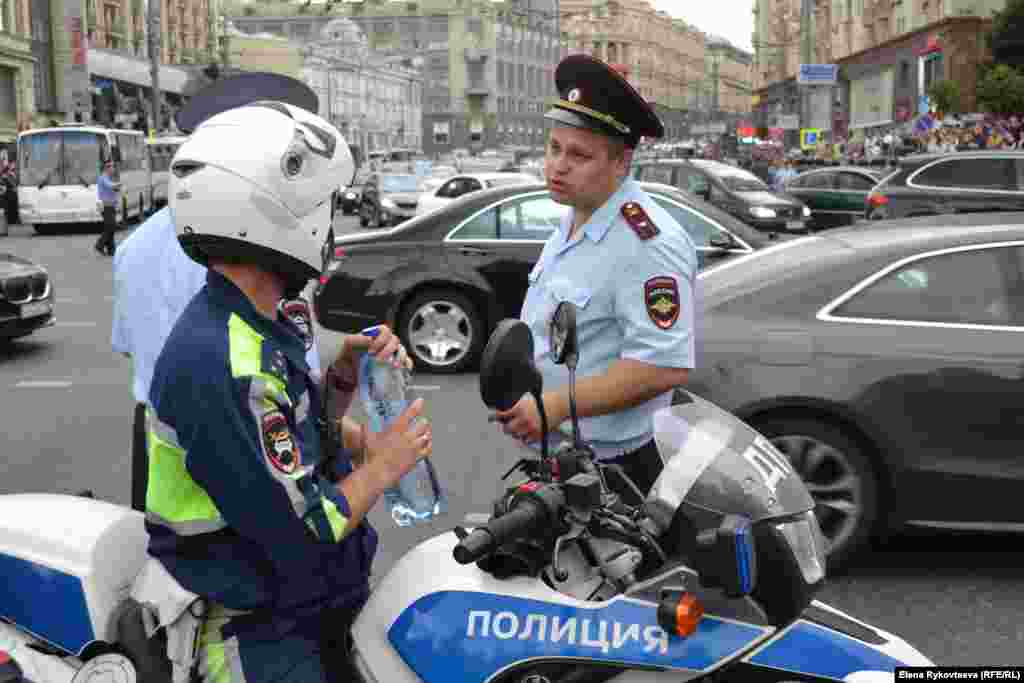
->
xmin=802 ymin=205 xmax=811 ymax=217
xmin=749 ymin=206 xmax=777 ymax=219
xmin=775 ymin=512 xmax=827 ymax=585
xmin=345 ymin=192 xmax=356 ymax=199
xmin=381 ymin=198 xmax=398 ymax=210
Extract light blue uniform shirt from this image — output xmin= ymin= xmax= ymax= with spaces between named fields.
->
xmin=522 ymin=177 xmax=697 ymax=461
xmin=97 ymin=173 xmax=119 ymax=206
xmin=112 ymin=208 xmax=322 ymax=405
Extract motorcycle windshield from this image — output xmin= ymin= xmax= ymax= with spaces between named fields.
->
xmin=647 ymin=393 xmax=814 ymax=523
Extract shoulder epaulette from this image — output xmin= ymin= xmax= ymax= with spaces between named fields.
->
xmin=621 ymin=201 xmax=659 ymax=240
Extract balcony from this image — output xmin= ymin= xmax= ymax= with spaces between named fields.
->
xmin=464 ymin=47 xmax=490 ymax=63
xmin=465 ymin=80 xmax=492 ymax=97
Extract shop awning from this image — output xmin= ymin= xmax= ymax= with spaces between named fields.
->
xmin=88 ymin=48 xmax=189 ymax=95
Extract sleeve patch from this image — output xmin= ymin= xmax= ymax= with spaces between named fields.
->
xmin=261 ymin=410 xmax=300 ymax=474
xmin=621 ymin=201 xmax=660 ymax=240
xmin=644 ymin=276 xmax=680 ymax=330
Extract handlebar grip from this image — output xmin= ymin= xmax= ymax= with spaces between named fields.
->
xmin=453 ymin=501 xmax=544 ymax=565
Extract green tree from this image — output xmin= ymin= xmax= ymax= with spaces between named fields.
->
xmin=927 ymin=80 xmax=961 ymax=115
xmin=976 ymin=63 xmax=1024 ymax=115
xmin=988 ymin=0 xmax=1024 ymax=69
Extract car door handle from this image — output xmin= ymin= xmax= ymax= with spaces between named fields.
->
xmin=459 ymin=246 xmax=490 ymax=256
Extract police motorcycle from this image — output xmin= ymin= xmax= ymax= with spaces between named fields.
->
xmin=0 ymin=305 xmax=932 ymax=683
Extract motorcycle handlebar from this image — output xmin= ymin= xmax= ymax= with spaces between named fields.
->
xmin=453 ymin=498 xmax=547 ymax=565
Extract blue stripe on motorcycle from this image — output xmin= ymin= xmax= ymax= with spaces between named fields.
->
xmin=0 ymin=551 xmax=95 ymax=654
xmin=747 ymin=620 xmax=904 ymax=680
xmin=388 ymin=590 xmax=772 ymax=683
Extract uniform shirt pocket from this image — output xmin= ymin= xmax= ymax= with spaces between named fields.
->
xmin=547 ymin=278 xmax=592 ymax=310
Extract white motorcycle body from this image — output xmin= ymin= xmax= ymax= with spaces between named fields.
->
xmin=0 ymin=493 xmax=931 ymax=683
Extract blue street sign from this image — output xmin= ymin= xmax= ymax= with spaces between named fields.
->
xmin=797 ymin=64 xmax=838 ymax=86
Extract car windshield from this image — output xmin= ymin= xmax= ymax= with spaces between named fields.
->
xmin=380 ymin=174 xmax=419 ymax=192
xmin=19 ymin=130 xmax=105 ymax=187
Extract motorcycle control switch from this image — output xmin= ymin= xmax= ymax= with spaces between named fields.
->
xmin=565 ymin=473 xmax=602 ymax=512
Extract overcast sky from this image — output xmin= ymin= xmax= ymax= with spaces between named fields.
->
xmin=652 ymin=0 xmax=754 ymax=52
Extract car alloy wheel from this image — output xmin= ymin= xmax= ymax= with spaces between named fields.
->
xmin=755 ymin=418 xmax=880 ymax=573
xmin=399 ymin=290 xmax=484 ymax=373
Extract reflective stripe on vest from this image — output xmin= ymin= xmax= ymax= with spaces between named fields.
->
xmin=145 ymin=409 xmax=227 ymax=535
xmin=229 ymin=313 xmax=349 ymax=543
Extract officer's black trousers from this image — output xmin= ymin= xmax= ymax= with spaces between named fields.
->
xmin=131 ymin=402 xmax=147 ymax=512
xmin=605 ymin=439 xmax=664 ymax=504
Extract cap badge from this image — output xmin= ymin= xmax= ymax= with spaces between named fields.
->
xmin=567 ymin=88 xmax=582 ymax=103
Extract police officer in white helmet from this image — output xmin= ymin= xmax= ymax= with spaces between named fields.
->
xmin=146 ymin=101 xmax=431 ymax=682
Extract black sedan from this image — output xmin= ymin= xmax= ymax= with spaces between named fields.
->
xmin=316 ymin=182 xmax=786 ymax=373
xmin=1 ymin=253 xmax=54 ymax=342
xmin=690 ymin=212 xmax=1024 ymax=571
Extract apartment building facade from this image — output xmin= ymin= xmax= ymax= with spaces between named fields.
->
xmin=753 ymin=0 xmax=1000 ymax=139
xmin=707 ymin=38 xmax=754 ymax=115
xmin=230 ymin=0 xmax=560 ymax=155
xmin=0 ymin=0 xmax=38 ymax=140
xmin=47 ymin=0 xmax=224 ymax=127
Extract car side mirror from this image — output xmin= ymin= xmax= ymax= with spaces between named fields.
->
xmin=708 ymin=234 xmax=738 ymax=251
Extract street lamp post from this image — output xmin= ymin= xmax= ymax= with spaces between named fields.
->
xmin=148 ymin=0 xmax=162 ymax=135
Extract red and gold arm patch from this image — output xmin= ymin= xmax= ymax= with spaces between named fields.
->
xmin=621 ymin=201 xmax=660 ymax=240
xmin=644 ymin=276 xmax=680 ymax=330
xmin=261 ymin=410 xmax=300 ymax=474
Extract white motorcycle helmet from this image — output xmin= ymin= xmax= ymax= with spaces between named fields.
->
xmin=170 ymin=100 xmax=353 ymax=295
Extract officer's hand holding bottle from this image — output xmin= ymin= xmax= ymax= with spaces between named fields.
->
xmin=333 ymin=323 xmax=411 ymax=375
xmin=363 ymin=397 xmax=432 ymax=488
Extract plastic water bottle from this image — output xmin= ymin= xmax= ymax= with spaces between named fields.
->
xmin=358 ymin=326 xmax=447 ymax=527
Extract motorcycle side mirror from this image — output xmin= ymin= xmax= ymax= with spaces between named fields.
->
xmin=548 ymin=301 xmax=578 ymax=367
xmin=479 ymin=319 xmax=542 ymax=412
xmin=480 ymin=319 xmax=551 ymax=460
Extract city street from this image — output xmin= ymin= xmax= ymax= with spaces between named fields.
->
xmin=0 ymin=215 xmax=1021 ymax=666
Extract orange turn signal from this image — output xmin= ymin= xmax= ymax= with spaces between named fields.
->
xmin=657 ymin=590 xmax=705 ymax=638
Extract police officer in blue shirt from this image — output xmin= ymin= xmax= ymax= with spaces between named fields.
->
xmin=95 ymin=159 xmax=121 ymax=255
xmin=146 ymin=102 xmax=431 ymax=682
xmin=493 ymin=55 xmax=697 ymax=496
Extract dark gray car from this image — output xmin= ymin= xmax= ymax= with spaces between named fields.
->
xmin=691 ymin=213 xmax=1024 ymax=571
xmin=359 ymin=172 xmax=421 ymax=228
xmin=634 ymin=158 xmax=811 ymax=233
xmin=866 ymin=151 xmax=1024 ymax=221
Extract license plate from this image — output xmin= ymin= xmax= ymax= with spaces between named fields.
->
xmin=786 ymin=220 xmax=806 ymax=230
xmin=20 ymin=301 xmax=51 ymax=318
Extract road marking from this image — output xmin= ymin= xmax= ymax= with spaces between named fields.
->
xmin=13 ymin=380 xmax=73 ymax=389
xmin=56 ymin=321 xmax=98 ymax=327
xmin=408 ymin=384 xmax=441 ymax=391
